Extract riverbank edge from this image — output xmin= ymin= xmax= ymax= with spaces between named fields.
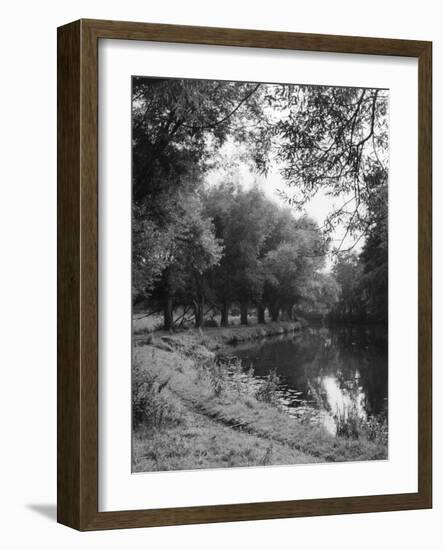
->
xmin=132 ymin=321 xmax=388 ymax=472
xmin=135 ymin=319 xmax=305 ymax=352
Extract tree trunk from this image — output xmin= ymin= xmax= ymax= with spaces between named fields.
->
xmin=240 ymin=301 xmax=248 ymax=325
xmin=258 ymin=304 xmax=266 ymax=324
xmin=221 ymin=302 xmax=229 ymax=327
xmin=164 ymin=294 xmax=173 ymax=331
xmin=270 ymin=303 xmax=279 ymax=322
xmin=286 ymin=304 xmax=294 ymax=321
xmin=194 ymin=296 xmax=205 ymax=327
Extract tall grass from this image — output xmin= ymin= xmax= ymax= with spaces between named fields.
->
xmin=132 ymin=361 xmax=181 ymax=429
xmin=201 ymin=356 xmax=255 ymax=398
xmin=255 ymin=369 xmax=282 ymax=405
xmin=195 ymin=354 xmax=283 ymax=408
xmin=334 ymin=407 xmax=388 ymax=446
xmin=308 ymin=380 xmax=388 ymax=444
xmin=132 ymin=343 xmax=387 ymax=471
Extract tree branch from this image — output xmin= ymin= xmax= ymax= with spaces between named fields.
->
xmin=182 ymin=84 xmax=261 ymax=131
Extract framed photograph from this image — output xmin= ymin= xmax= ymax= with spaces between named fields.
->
xmin=57 ymin=19 xmax=432 ymax=530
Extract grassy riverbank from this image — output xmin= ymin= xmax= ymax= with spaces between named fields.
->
xmin=134 ymin=319 xmax=305 ymax=348
xmin=132 ymin=324 xmax=387 ymax=472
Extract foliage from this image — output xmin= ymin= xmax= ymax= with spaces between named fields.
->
xmin=330 ymin=172 xmax=387 ymax=323
xmin=132 ymin=77 xmax=388 ymax=328
xmin=255 ymin=369 xmax=282 ymax=405
xmin=132 ymin=361 xmax=180 ymax=429
xmin=204 ymin=184 xmax=280 ymax=317
xmin=132 ymin=342 xmax=387 ymax=471
xmin=334 ymin=408 xmax=388 ymax=447
xmin=358 ymin=172 xmax=388 ymax=323
xmin=331 ymin=252 xmax=365 ymax=321
xmin=132 ymin=77 xmax=270 ymax=327
xmin=271 ymin=85 xmax=389 ymax=241
xmin=132 ymin=77 xmax=267 ymax=206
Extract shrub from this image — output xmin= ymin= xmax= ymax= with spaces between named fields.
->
xmin=205 ymin=359 xmax=227 ymax=397
xmin=255 ymin=369 xmax=281 ymax=405
xmin=260 ymin=444 xmax=274 ymax=465
xmin=334 ymin=406 xmax=361 ymax=439
xmin=132 ymin=362 xmax=180 ymax=429
xmin=362 ymin=414 xmax=388 ymax=446
xmin=199 ymin=355 xmax=257 ymax=400
xmin=334 ymin=407 xmax=388 ymax=445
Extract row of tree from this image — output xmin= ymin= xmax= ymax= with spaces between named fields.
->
xmin=132 ymin=77 xmax=388 ymax=329
xmin=134 ymin=182 xmax=340 ymax=329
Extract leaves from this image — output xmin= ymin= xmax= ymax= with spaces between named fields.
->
xmin=131 ymin=77 xmax=388 ymax=325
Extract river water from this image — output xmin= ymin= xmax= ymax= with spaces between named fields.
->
xmin=225 ymin=325 xmax=388 ymax=436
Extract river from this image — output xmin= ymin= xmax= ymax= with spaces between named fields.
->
xmin=223 ymin=325 xmax=388 ymax=436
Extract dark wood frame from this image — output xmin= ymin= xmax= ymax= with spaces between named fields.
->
xmin=57 ymin=18 xmax=432 ymax=531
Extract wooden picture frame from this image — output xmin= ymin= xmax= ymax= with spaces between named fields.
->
xmin=57 ymin=18 xmax=432 ymax=530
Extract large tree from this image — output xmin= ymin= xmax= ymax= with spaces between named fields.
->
xmin=263 ymin=216 xmax=326 ymax=321
xmin=203 ymin=184 xmax=278 ymax=325
xmin=132 ymin=77 xmax=267 ymax=206
xmin=146 ymin=193 xmax=222 ymax=330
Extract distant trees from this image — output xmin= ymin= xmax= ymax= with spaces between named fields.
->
xmin=329 ymin=169 xmax=388 ymax=325
xmin=330 ymin=245 xmax=387 ymax=325
xmin=202 ymin=185 xmax=331 ymax=326
xmin=331 ymin=253 xmax=365 ymax=321
xmin=204 ymin=184 xmax=275 ymax=325
xmin=262 ymin=216 xmax=327 ymax=321
xmin=358 ymin=171 xmax=388 ymax=324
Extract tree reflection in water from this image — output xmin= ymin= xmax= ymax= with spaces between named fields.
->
xmin=230 ymin=326 xmax=388 ymax=437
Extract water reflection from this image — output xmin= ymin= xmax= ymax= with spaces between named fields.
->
xmin=227 ymin=326 xmax=388 ymax=436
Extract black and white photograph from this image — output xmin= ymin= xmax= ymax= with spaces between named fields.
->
xmin=1 ymin=0 xmax=436 ymax=541
xmin=131 ymin=76 xmax=389 ymax=472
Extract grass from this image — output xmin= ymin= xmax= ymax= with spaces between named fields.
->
xmin=133 ymin=313 xmax=163 ymax=335
xmin=133 ymin=410 xmax=314 ymax=472
xmin=132 ymin=311 xmax=279 ymax=335
xmin=132 ymin=333 xmax=388 ymax=472
xmin=133 ymin=319 xmax=304 ymax=350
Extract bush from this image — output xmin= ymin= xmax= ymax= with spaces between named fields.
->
xmin=334 ymin=406 xmax=361 ymax=438
xmin=132 ymin=362 xmax=180 ymax=429
xmin=334 ymin=407 xmax=388 ymax=445
xmin=209 ymin=362 xmax=225 ymax=397
xmin=204 ymin=358 xmax=230 ymax=397
xmin=362 ymin=415 xmax=388 ymax=446
xmin=199 ymin=355 xmax=257 ymax=400
xmin=255 ymin=369 xmax=281 ymax=405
